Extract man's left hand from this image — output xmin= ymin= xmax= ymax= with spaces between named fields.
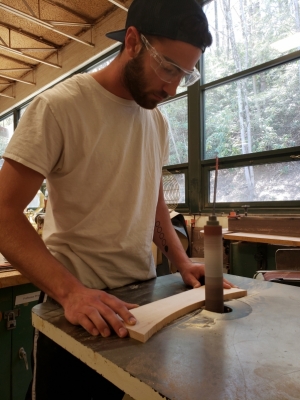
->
xmin=179 ymin=261 xmax=236 ymax=289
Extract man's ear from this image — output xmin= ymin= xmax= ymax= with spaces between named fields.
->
xmin=124 ymin=26 xmax=142 ymax=58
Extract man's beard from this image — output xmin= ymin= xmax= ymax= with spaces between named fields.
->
xmin=122 ymin=50 xmax=168 ymax=109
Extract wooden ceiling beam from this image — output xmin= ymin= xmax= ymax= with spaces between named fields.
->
xmin=47 ymin=21 xmax=92 ymax=28
xmin=0 ymin=3 xmax=94 ymax=47
xmin=0 ymin=68 xmax=32 ymax=71
xmin=0 ymin=72 xmax=34 ymax=85
xmin=43 ymin=0 xmax=94 ymax=24
xmin=0 ymin=84 xmax=14 ymax=98
xmin=0 ymin=44 xmax=61 ymax=68
xmin=0 ymin=22 xmax=59 ymax=49
xmin=0 ymin=5 xmax=125 ymax=114
xmin=0 ymin=53 xmax=34 ymax=68
xmin=107 ymin=0 xmax=128 ymax=12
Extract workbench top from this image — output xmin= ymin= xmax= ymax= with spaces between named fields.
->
xmin=223 ymin=231 xmax=300 ymax=246
xmin=32 ymin=274 xmax=300 ymax=400
xmin=0 ymin=269 xmax=30 ymax=289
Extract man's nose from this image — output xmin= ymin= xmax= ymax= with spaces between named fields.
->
xmin=162 ymin=77 xmax=181 ymax=97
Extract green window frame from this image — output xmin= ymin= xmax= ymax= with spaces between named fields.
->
xmin=2 ymin=5 xmax=300 ymax=216
xmin=188 ymin=0 xmax=300 ymax=215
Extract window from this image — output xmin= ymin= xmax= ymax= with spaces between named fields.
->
xmin=159 ymin=96 xmax=188 ymax=166
xmin=200 ymin=0 xmax=300 ymax=213
xmin=2 ymin=5 xmax=300 ymax=215
xmin=159 ymin=94 xmax=190 ymax=209
xmin=0 ymin=113 xmax=14 ymax=168
xmin=86 ymin=53 xmax=116 ymax=73
xmin=19 ymin=105 xmax=28 ymax=120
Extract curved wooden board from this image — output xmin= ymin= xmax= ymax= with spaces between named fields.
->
xmin=125 ymin=286 xmax=247 ymax=343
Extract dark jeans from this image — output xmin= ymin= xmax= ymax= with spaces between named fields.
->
xmin=26 ymin=331 xmax=124 ymax=400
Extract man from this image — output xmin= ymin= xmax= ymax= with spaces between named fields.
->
xmin=0 ymin=0 xmax=234 ymax=398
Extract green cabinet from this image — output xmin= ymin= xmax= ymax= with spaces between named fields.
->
xmin=0 ymin=283 xmax=40 ymax=400
xmin=229 ymin=242 xmax=283 ymax=278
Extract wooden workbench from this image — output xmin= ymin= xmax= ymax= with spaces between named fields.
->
xmin=223 ymin=231 xmax=300 ymax=247
xmin=0 ymin=269 xmax=30 ymax=289
xmin=32 ymin=274 xmax=300 ymax=400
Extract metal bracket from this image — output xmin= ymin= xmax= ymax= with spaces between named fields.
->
xmin=4 ymin=309 xmax=21 ymax=330
xmin=4 ymin=309 xmax=21 ymax=319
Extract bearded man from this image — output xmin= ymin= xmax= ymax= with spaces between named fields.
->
xmin=0 ymin=0 xmax=234 ymax=398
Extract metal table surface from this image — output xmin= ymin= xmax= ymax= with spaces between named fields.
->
xmin=32 ymin=274 xmax=300 ymax=400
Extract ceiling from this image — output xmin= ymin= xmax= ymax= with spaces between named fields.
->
xmin=0 ymin=0 xmax=131 ymax=107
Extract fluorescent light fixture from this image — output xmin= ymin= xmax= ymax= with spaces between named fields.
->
xmin=107 ymin=0 xmax=128 ymax=11
xmin=271 ymin=32 xmax=300 ymax=52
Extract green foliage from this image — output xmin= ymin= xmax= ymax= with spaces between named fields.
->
xmin=159 ymin=96 xmax=188 ymax=165
xmin=0 ymin=115 xmax=13 ymax=157
xmin=0 ymin=137 xmax=9 ymax=156
xmin=203 ymin=0 xmax=300 ymax=160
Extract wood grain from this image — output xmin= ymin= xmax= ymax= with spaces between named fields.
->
xmin=228 ymin=216 xmax=300 ymax=237
xmin=0 ymin=270 xmax=30 ymax=288
xmin=275 ymin=248 xmax=300 ymax=270
xmin=0 ymin=8 xmax=124 ymax=115
xmin=223 ymin=232 xmax=300 ymax=246
xmin=125 ymin=286 xmax=247 ymax=343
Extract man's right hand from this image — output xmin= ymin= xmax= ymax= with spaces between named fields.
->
xmin=0 ymin=160 xmax=139 ymax=338
xmin=62 ymin=287 xmax=139 ymax=337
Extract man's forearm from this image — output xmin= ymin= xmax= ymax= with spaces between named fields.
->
xmin=153 ymin=216 xmax=190 ymax=271
xmin=153 ymin=182 xmax=191 ymax=273
xmin=0 ymin=208 xmax=83 ymax=305
xmin=0 ymin=159 xmax=141 ymax=337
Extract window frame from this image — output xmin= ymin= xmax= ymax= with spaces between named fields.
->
xmin=194 ymin=0 xmax=300 ymax=215
xmin=1 ymin=14 xmax=300 ymax=215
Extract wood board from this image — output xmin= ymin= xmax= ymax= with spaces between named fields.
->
xmin=275 ymin=248 xmax=300 ymax=270
xmin=227 ymin=216 xmax=300 ymax=237
xmin=125 ymin=286 xmax=247 ymax=343
xmin=0 ymin=270 xmax=30 ymax=289
xmin=223 ymin=232 xmax=300 ymax=247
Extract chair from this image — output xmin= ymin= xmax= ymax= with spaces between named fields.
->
xmin=253 ymin=248 xmax=300 ymax=286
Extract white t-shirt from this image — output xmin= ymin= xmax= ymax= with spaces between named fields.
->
xmin=4 ymin=73 xmax=169 ymax=289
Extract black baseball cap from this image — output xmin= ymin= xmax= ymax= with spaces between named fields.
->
xmin=106 ymin=0 xmax=212 ymax=52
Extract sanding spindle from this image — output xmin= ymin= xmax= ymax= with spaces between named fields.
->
xmin=204 ymin=157 xmax=224 ymax=313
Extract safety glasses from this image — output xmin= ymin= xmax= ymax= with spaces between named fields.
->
xmin=140 ymin=34 xmax=200 ymax=87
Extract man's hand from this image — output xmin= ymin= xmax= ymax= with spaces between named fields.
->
xmin=62 ymin=287 xmax=139 ymax=337
xmin=179 ymin=261 xmax=237 ymax=289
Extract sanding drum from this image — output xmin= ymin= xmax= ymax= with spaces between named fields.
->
xmin=204 ymin=215 xmax=224 ymax=313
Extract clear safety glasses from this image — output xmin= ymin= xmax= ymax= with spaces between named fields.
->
xmin=140 ymin=34 xmax=200 ymax=88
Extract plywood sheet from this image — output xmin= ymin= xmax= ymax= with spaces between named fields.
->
xmin=125 ymin=286 xmax=247 ymax=343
